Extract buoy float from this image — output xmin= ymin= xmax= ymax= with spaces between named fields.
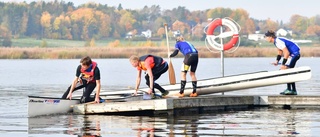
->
xmin=205 ymin=18 xmax=239 ymax=51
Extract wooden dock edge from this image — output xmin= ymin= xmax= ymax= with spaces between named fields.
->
xmin=73 ymin=95 xmax=320 ymax=116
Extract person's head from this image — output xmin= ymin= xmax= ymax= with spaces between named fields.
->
xmin=129 ymin=55 xmax=139 ymax=67
xmin=80 ymin=56 xmax=92 ymax=70
xmin=264 ymin=30 xmax=276 ymax=42
xmin=176 ymin=36 xmax=185 ymax=43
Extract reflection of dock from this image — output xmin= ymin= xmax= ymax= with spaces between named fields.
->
xmin=73 ymin=95 xmax=320 ymax=115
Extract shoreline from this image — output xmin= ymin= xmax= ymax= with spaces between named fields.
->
xmin=1 ymin=46 xmax=320 ymax=59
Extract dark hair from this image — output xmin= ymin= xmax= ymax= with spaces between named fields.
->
xmin=265 ymin=30 xmax=276 ymax=38
xmin=80 ymin=56 xmax=92 ymax=66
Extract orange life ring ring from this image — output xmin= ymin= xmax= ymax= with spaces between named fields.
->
xmin=206 ymin=18 xmax=239 ymax=51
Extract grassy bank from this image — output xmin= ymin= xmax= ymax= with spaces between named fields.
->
xmin=1 ymin=46 xmax=320 ymax=59
xmin=2 ymin=37 xmax=319 ymax=59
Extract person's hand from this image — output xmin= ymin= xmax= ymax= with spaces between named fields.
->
xmin=132 ymin=91 xmax=138 ymax=96
xmin=271 ymin=61 xmax=279 ymax=66
xmin=280 ymin=65 xmax=287 ymax=70
xmin=94 ymin=96 xmax=100 ymax=104
xmin=147 ymin=88 xmax=153 ymax=94
xmin=67 ymin=92 xmax=72 ymax=100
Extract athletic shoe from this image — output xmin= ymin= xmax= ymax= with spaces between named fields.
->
xmin=162 ymin=90 xmax=169 ymax=96
xmin=151 ymin=94 xmax=156 ymax=99
xmin=292 ymin=90 xmax=298 ymax=95
xmin=280 ymin=89 xmax=290 ymax=95
xmin=176 ymin=93 xmax=184 ymax=98
xmin=189 ymin=92 xmax=198 ymax=97
xmin=283 ymin=90 xmax=297 ymax=95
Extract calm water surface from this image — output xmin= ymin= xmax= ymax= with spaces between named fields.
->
xmin=0 ymin=57 xmax=319 ymax=137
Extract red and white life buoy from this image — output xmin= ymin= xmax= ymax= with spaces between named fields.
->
xmin=205 ymin=18 xmax=239 ymax=51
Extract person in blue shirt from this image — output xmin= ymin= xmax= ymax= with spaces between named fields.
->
xmin=170 ymin=36 xmax=199 ymax=98
xmin=265 ymin=30 xmax=301 ymax=95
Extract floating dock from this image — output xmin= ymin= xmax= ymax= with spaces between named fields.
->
xmin=72 ymin=95 xmax=320 ymax=116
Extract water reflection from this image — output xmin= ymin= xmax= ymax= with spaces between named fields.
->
xmin=27 ymin=108 xmax=320 ymax=136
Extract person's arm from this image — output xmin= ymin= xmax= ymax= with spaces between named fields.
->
xmin=67 ymin=76 xmax=79 ymax=100
xmin=272 ymin=49 xmax=283 ymax=66
xmin=170 ymin=49 xmax=179 ymax=57
xmin=94 ymin=79 xmax=101 ymax=103
xmin=93 ymin=67 xmax=101 ymax=103
xmin=146 ymin=67 xmax=154 ymax=94
xmin=280 ymin=47 xmax=290 ymax=69
xmin=134 ymin=70 xmax=142 ymax=96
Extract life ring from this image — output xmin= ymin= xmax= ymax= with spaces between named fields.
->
xmin=206 ymin=18 xmax=239 ymax=51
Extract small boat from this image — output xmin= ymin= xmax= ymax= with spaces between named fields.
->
xmin=28 ymin=93 xmax=143 ymax=117
xmin=99 ymin=66 xmax=312 ymax=96
xmin=28 ymin=96 xmax=80 ymax=117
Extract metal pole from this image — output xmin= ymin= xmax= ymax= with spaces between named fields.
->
xmin=220 ymin=24 xmax=225 ymax=95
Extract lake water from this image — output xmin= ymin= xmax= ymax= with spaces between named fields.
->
xmin=0 ymin=57 xmax=319 ymax=137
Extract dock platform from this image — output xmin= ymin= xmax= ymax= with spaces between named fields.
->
xmin=72 ymin=95 xmax=320 ymax=116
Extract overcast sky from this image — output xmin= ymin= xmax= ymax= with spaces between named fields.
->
xmin=2 ymin=0 xmax=319 ymax=23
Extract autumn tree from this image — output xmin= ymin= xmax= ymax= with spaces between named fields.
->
xmin=192 ymin=23 xmax=204 ymax=40
xmin=40 ymin=11 xmax=52 ymax=38
xmin=189 ymin=10 xmax=207 ymax=24
xmin=69 ymin=8 xmax=100 ymax=40
xmin=118 ymin=10 xmax=136 ymax=33
xmin=289 ymin=14 xmax=309 ymax=37
xmin=157 ymin=27 xmax=165 ymax=38
xmin=95 ymin=10 xmax=111 ymax=38
xmin=258 ymin=18 xmax=278 ymax=33
xmin=231 ymin=8 xmax=255 ymax=35
xmin=172 ymin=20 xmax=190 ymax=35
xmin=153 ymin=17 xmax=167 ymax=36
xmin=0 ymin=25 xmax=12 ymax=47
xmin=306 ymin=25 xmax=320 ymax=41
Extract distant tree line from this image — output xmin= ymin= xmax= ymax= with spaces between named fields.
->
xmin=1 ymin=0 xmax=320 ymax=47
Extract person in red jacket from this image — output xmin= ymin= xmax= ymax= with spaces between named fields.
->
xmin=130 ymin=55 xmax=169 ymax=98
xmin=62 ymin=56 xmax=101 ymax=103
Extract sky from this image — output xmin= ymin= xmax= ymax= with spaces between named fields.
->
xmin=2 ymin=0 xmax=319 ymax=23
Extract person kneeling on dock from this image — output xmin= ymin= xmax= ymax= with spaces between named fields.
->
xmin=62 ymin=56 xmax=101 ymax=103
xmin=129 ymin=55 xmax=169 ymax=99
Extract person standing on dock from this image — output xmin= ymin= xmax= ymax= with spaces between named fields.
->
xmin=265 ymin=30 xmax=300 ymax=95
xmin=129 ymin=55 xmax=169 ymax=98
xmin=62 ymin=56 xmax=101 ymax=103
xmin=170 ymin=36 xmax=199 ymax=98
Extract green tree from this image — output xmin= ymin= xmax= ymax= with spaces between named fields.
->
xmin=207 ymin=7 xmax=232 ymax=19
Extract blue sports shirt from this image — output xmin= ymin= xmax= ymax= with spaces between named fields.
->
xmin=175 ymin=41 xmax=198 ymax=56
xmin=274 ymin=37 xmax=300 ymax=56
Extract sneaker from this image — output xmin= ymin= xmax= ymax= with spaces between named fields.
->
xmin=280 ymin=89 xmax=289 ymax=95
xmin=283 ymin=90 xmax=297 ymax=95
xmin=292 ymin=90 xmax=298 ymax=95
xmin=189 ymin=92 xmax=198 ymax=97
xmin=176 ymin=93 xmax=184 ymax=98
xmin=162 ymin=90 xmax=169 ymax=97
xmin=151 ymin=93 xmax=156 ymax=99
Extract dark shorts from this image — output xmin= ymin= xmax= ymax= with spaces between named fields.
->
xmin=287 ymin=54 xmax=300 ymax=68
xmin=182 ymin=53 xmax=198 ymax=72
